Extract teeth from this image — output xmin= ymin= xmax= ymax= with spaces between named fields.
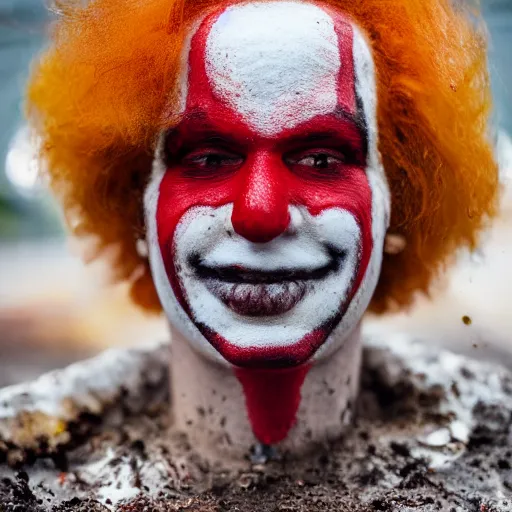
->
xmin=204 ymin=280 xmax=307 ymax=316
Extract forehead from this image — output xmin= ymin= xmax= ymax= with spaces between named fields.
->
xmin=182 ymin=1 xmax=366 ymax=137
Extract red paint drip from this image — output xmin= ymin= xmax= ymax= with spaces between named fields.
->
xmin=234 ymin=364 xmax=311 ymax=445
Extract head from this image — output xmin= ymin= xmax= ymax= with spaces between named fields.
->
xmin=144 ymin=1 xmax=389 ymax=367
xmin=27 ymin=0 xmax=498 ymax=365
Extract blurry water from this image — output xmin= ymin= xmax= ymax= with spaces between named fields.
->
xmin=484 ymin=0 xmax=512 ymax=135
xmin=0 ymin=0 xmax=48 ymax=182
xmin=0 ymin=0 xmax=54 ymax=238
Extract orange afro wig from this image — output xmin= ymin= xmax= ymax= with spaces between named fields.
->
xmin=26 ymin=0 xmax=499 ymax=313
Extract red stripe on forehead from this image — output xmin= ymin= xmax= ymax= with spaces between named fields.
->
xmin=185 ymin=3 xmax=358 ymax=123
xmin=332 ymin=15 xmax=357 ymax=116
xmin=185 ymin=9 xmax=222 ymax=111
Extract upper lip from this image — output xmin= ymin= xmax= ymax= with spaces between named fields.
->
xmin=189 ymin=251 xmax=344 ymax=284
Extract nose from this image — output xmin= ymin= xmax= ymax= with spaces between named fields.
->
xmin=231 ymin=153 xmax=290 ymax=243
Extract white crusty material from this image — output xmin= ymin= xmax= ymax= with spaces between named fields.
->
xmin=0 ymin=342 xmax=169 ymax=447
xmin=365 ymin=333 xmax=512 ymax=469
xmin=1 ymin=336 xmax=511 ymax=505
xmin=74 ymin=447 xmax=191 ymax=509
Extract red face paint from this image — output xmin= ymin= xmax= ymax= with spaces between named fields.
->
xmin=154 ymin=3 xmax=374 ymax=445
xmin=234 ymin=364 xmax=311 ymax=446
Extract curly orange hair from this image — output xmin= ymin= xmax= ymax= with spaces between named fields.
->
xmin=26 ymin=0 xmax=498 ymax=313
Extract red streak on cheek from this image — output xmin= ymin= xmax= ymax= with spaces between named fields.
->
xmin=235 ymin=364 xmax=311 ymax=445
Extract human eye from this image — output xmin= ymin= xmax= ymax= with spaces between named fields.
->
xmin=295 ymin=153 xmax=345 ymax=169
xmin=180 ymin=149 xmax=244 ymax=178
xmin=285 ymin=150 xmax=346 ymax=177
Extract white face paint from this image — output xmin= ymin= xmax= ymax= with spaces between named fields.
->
xmin=204 ymin=2 xmax=340 ymax=137
xmin=144 ymin=1 xmax=390 ymax=368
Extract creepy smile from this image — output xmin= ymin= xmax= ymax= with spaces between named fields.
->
xmin=190 ymin=253 xmax=343 ymax=317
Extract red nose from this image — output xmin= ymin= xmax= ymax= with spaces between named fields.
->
xmin=231 ymin=153 xmax=290 ymax=243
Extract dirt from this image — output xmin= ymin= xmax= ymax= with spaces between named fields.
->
xmin=0 ymin=339 xmax=512 ymax=512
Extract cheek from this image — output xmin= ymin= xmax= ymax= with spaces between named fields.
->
xmin=156 ymin=171 xmax=234 ymax=261
xmin=294 ymin=169 xmax=373 ymax=246
xmin=155 ymin=172 xmax=233 ymax=315
xmin=294 ymin=169 xmax=373 ymax=289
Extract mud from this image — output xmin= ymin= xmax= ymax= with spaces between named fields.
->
xmin=0 ymin=337 xmax=511 ymax=511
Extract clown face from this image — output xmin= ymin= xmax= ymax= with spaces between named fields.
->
xmin=145 ymin=1 xmax=390 ymax=369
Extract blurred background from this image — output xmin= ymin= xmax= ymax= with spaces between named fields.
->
xmin=0 ymin=0 xmax=511 ymax=387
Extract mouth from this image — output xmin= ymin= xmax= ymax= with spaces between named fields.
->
xmin=189 ymin=252 xmax=343 ymax=317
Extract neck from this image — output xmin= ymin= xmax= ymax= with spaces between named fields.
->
xmin=169 ymin=326 xmax=362 ymax=463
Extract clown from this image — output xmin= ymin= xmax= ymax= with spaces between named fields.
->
xmin=27 ymin=0 xmax=498 ymax=459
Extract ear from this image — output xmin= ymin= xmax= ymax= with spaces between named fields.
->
xmin=136 ymin=238 xmax=149 ymax=259
xmin=384 ymin=233 xmax=406 ymax=255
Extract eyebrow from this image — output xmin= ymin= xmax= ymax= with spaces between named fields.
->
xmin=174 ymin=107 xmax=363 ymax=129
xmin=166 ymin=110 xmax=234 ymax=140
xmin=180 ymin=108 xmax=227 ymax=130
xmin=163 ymin=113 xmax=243 ymax=164
xmin=181 ymin=108 xmax=210 ymax=123
xmin=333 ymin=106 xmax=358 ymax=125
xmin=333 ymin=105 xmax=369 ymax=157
xmin=288 ymin=132 xmax=348 ymax=144
xmin=167 ymin=107 xmax=368 ymax=149
xmin=334 ymin=106 xmax=368 ymax=137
